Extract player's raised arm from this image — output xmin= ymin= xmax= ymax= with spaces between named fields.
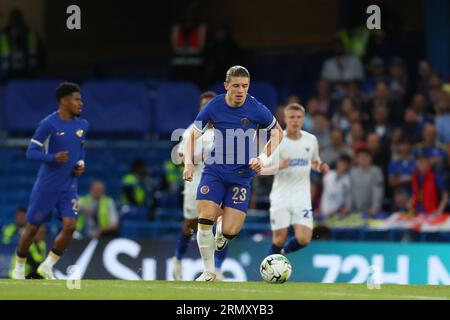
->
xmin=26 ymin=120 xmax=68 ymax=163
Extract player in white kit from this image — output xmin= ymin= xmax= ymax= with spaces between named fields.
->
xmin=261 ymin=103 xmax=329 ymax=255
xmin=172 ymin=91 xmax=227 ymax=280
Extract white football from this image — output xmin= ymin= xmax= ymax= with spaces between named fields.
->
xmin=260 ymin=254 xmax=292 ymax=283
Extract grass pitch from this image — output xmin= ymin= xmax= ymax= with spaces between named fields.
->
xmin=0 ymin=280 xmax=449 ymax=300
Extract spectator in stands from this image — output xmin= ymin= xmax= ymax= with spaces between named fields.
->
xmin=367 ymin=133 xmax=391 ymax=188
xmin=121 ymin=159 xmax=160 ymax=219
xmin=409 ymin=154 xmax=449 ymax=216
xmin=0 ymin=9 xmax=43 ymax=82
xmin=321 ymin=37 xmax=364 ymax=83
xmin=303 ymin=98 xmax=320 ymax=132
xmin=391 ymin=188 xmax=410 ymax=212
xmin=320 ymin=128 xmax=353 ymax=168
xmin=331 ymin=97 xmax=355 ymax=133
xmin=348 ymin=108 xmax=366 ymax=125
xmin=311 ymin=112 xmax=331 ymax=150
xmin=161 ymin=159 xmax=184 ymax=208
xmin=346 ymin=80 xmax=365 ymax=108
xmin=388 ymin=57 xmax=408 ymax=103
xmin=434 ymin=91 xmax=450 ymax=144
xmin=413 ymin=123 xmax=447 ymax=169
xmin=346 ymin=121 xmax=367 ymax=153
xmin=427 ymin=72 xmax=444 ymax=105
xmin=361 ymin=57 xmax=387 ymax=98
xmin=316 ymin=79 xmax=331 ymax=115
xmin=411 ymin=93 xmax=434 ymax=125
xmin=319 ymin=154 xmax=352 ymax=218
xmin=390 ymin=127 xmax=403 ymax=161
xmin=9 ymin=225 xmax=46 ymax=279
xmin=416 ymin=60 xmax=433 ymax=97
xmin=388 ymin=138 xmax=415 ymax=195
xmin=1 ymin=207 xmax=26 ymax=245
xmin=365 ymin=81 xmax=402 ymax=124
xmin=369 ymin=103 xmax=393 ymax=147
xmin=78 ymin=180 xmax=119 ymax=238
xmin=350 ymin=148 xmax=384 ymax=216
xmin=401 ymin=108 xmax=423 ymax=144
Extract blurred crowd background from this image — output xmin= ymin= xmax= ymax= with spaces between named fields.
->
xmin=1 ymin=0 xmax=450 ymax=250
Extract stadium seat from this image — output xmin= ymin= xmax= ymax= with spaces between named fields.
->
xmin=3 ymin=80 xmax=63 ymax=132
xmin=153 ymin=82 xmax=201 ymax=135
xmin=81 ymin=81 xmax=151 ymax=134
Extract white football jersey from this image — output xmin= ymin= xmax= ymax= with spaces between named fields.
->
xmin=268 ymin=130 xmax=320 ymax=209
xmin=178 ymin=124 xmax=214 ymax=192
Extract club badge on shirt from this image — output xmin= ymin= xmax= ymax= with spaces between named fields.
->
xmin=76 ymin=129 xmax=84 ymax=137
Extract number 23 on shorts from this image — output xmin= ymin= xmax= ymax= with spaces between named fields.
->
xmin=231 ymin=186 xmax=247 ymax=202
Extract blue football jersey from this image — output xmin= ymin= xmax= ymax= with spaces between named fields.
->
xmin=26 ymin=112 xmax=89 ymax=192
xmin=193 ymin=93 xmax=276 ymax=173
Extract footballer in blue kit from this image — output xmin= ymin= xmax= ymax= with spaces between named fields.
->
xmin=183 ymin=66 xmax=283 ymax=281
xmin=12 ymin=82 xmax=88 ymax=280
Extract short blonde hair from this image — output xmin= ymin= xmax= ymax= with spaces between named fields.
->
xmin=225 ymin=65 xmax=250 ymax=83
xmin=285 ymin=103 xmax=305 ymax=114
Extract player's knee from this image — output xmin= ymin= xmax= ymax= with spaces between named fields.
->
xmin=63 ymin=222 xmax=77 ymax=233
xmin=296 ymin=235 xmax=311 ymax=246
xmin=26 ymin=223 xmax=40 ymax=234
xmin=273 ymin=235 xmax=286 ymax=247
xmin=197 ymin=208 xmax=215 ymax=221
xmin=222 ymin=233 xmax=237 ymax=240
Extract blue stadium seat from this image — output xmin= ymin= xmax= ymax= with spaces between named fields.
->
xmin=81 ymin=81 xmax=151 ymax=134
xmin=3 ymin=80 xmax=63 ymax=131
xmin=153 ymin=82 xmax=201 ymax=134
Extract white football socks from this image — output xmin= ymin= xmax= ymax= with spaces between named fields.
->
xmin=197 ymin=224 xmax=215 ymax=274
xmin=15 ymin=256 xmax=26 ymax=273
xmin=41 ymin=251 xmax=60 ymax=268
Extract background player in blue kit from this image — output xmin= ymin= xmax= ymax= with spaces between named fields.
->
xmin=11 ymin=82 xmax=88 ymax=280
xmin=183 ymin=66 xmax=283 ymax=281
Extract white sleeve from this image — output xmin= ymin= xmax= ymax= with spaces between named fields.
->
xmin=266 ymin=143 xmax=282 ymax=166
xmin=312 ymin=135 xmax=321 ymax=162
xmin=177 ymin=126 xmax=193 ymax=155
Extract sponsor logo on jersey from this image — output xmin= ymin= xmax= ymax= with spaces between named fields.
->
xmin=56 ymin=132 xmax=65 ymax=136
xmin=76 ymin=129 xmax=84 ymax=137
xmin=290 ymin=158 xmax=309 ymax=166
xmin=240 ymin=117 xmax=250 ymax=128
xmin=306 ymin=147 xmax=310 ymax=152
xmin=200 ymin=185 xmax=210 ymax=194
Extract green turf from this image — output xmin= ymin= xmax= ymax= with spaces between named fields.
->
xmin=0 ymin=280 xmax=449 ymax=300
